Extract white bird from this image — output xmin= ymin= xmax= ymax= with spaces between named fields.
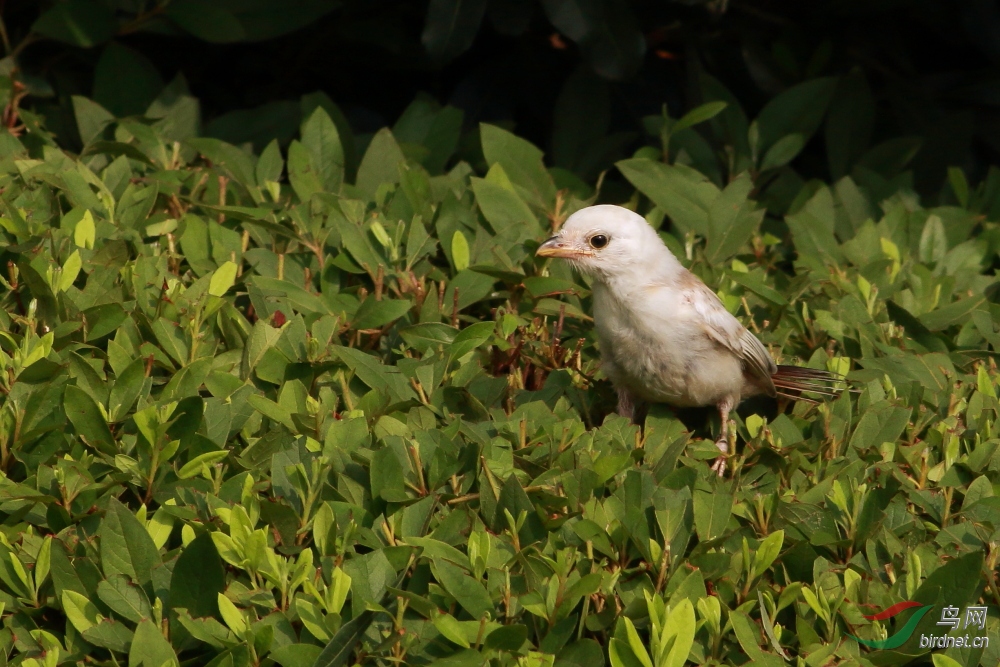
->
xmin=536 ymin=204 xmax=842 ymax=475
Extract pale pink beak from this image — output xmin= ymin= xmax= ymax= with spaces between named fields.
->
xmin=536 ymin=236 xmax=584 ymax=259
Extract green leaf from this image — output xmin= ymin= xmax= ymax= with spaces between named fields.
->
xmin=551 ymin=68 xmax=610 ymax=174
xmin=356 ymin=128 xmax=405 ymax=199
xmin=705 ymin=172 xmax=764 ymax=262
xmin=471 ymin=171 xmax=538 ymax=236
xmin=177 ymin=450 xmax=230 ymax=479
xmin=727 ymin=271 xmax=787 ymax=306
xmin=948 ymin=167 xmax=970 ymax=208
xmin=84 ymin=303 xmax=129 ymax=340
xmin=287 ymin=139 xmax=324 ymax=201
xmin=35 ymin=537 xmax=51 ymax=592
xmin=58 ymin=249 xmax=82 ymax=292
xmin=445 ymin=269 xmax=496 ymax=311
xmin=750 ymin=530 xmax=784 ymax=582
xmin=301 ymin=107 xmax=345 ymax=192
xmin=485 ymin=624 xmax=529 ymax=651
xmin=241 ymin=320 xmax=283 ymax=380
xmin=729 ymin=611 xmax=782 ymax=666
xmin=847 ymin=404 xmax=915 ymax=453
xmin=825 ymin=71 xmax=875 ymax=178
xmin=333 ymin=346 xmax=417 ymax=402
xmin=370 ymin=446 xmax=407 ymax=502
xmin=62 ymin=590 xmax=102 ymax=632
xmin=450 ymin=321 xmax=495 ymax=359
xmin=341 ymin=550 xmax=396 ymax=608
xmin=693 ymin=486 xmax=732 ymax=542
xmin=165 ymin=0 xmax=245 ymax=42
xmin=919 ymin=214 xmax=948 ymax=263
xmin=295 ymin=597 xmax=331 ymax=641
xmin=151 ymin=318 xmax=190 ymax=365
xmin=128 ymin=619 xmax=178 ymax=667
xmin=188 ymin=0 xmax=339 ymax=42
xmin=50 ymin=539 xmax=87 ymax=601
xmin=187 ymin=137 xmax=256 ymax=188
xmin=65 ymin=385 xmax=115 ymax=453
xmin=256 ymin=139 xmax=284 ymax=187
xmin=919 ymin=296 xmax=986 ymax=331
xmin=352 ymin=298 xmax=412 ymax=330
xmin=621 ymin=618 xmax=653 ymax=667
xmin=933 ymin=656 xmax=964 ymax=667
xmin=755 ymin=77 xmax=837 ymax=157
xmin=426 ymin=649 xmax=486 ymax=667
xmin=911 ymin=550 xmax=983 ymax=613
xmin=97 ymin=574 xmax=152 ymax=624
xmin=556 ymin=640 xmax=605 ymax=667
xmin=422 ymin=0 xmax=488 ymax=61
xmin=209 ymin=261 xmax=239 ymax=297
xmin=661 ymin=598 xmax=696 ymax=667
xmin=217 ymin=594 xmax=247 ymax=635
xmin=100 ymin=498 xmax=160 ymax=587
xmin=94 ymin=42 xmax=164 ymax=117
xmin=451 ymin=231 xmax=470 ymax=271
xmin=608 ymin=638 xmax=645 ymax=667
xmin=480 ymin=123 xmax=556 ymax=209
xmin=83 ymin=619 xmax=135 ymax=652
xmin=672 ymin=101 xmax=728 ymax=134
xmin=758 ymin=133 xmax=806 ymax=171
xmin=564 ymin=572 xmax=602 ymax=602
xmin=758 ymin=591 xmax=791 ymax=659
xmin=270 ymin=644 xmax=323 ymax=667
xmin=108 ymin=357 xmax=146 ymax=422
xmin=404 ymin=536 xmax=473 ymax=571
xmin=312 ymin=610 xmax=374 ymax=667
xmin=74 ymin=210 xmax=96 ymax=249
xmin=522 ymin=276 xmax=586 ymax=298
xmin=33 ymin=0 xmax=115 ymax=47
xmin=433 ymin=559 xmax=493 ymax=619
xmin=247 ymin=394 xmax=295 ymax=431
xmin=399 ymin=323 xmax=458 ymax=352
xmin=432 ymin=612 xmax=472 ymax=647
xmin=616 ymin=159 xmax=718 ymax=237
xmin=784 ymin=186 xmax=843 ymax=265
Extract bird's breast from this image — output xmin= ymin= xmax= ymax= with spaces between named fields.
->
xmin=593 ymin=284 xmax=693 ymax=401
xmin=592 ymin=282 xmax=743 ymax=407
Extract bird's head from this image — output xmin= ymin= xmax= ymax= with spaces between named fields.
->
xmin=536 ymin=205 xmax=680 ymax=281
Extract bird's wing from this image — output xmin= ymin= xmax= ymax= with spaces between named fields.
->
xmin=682 ymin=275 xmax=777 ymax=394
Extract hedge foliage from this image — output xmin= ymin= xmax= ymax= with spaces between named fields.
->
xmin=0 ymin=62 xmax=999 ymax=667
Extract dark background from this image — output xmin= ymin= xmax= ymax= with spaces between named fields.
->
xmin=5 ymin=0 xmax=1000 ymax=195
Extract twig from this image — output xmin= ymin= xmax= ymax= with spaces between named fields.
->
xmin=217 ymin=175 xmax=228 ymax=223
xmin=447 ymin=484 xmax=553 ymax=505
xmin=0 ymin=5 xmax=12 ymax=56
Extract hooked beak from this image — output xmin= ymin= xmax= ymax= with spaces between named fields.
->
xmin=536 ymin=236 xmax=584 ymax=259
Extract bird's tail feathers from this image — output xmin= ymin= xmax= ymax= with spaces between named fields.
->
xmin=772 ymin=365 xmax=852 ymax=402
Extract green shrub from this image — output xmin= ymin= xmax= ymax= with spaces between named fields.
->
xmin=0 ymin=80 xmax=997 ymax=667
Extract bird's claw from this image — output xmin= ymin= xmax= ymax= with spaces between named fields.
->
xmin=711 ymin=437 xmax=728 ymax=477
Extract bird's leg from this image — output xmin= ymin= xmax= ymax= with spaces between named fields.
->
xmin=632 ymin=401 xmax=649 ymax=428
xmin=616 ymin=387 xmax=637 ymax=422
xmin=710 ymin=398 xmax=735 ymax=477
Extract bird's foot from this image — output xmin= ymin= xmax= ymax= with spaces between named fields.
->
xmin=711 ymin=438 xmax=728 ymax=477
xmin=710 ymin=456 xmax=726 ymax=476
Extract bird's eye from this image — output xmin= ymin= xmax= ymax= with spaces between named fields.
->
xmin=589 ymin=234 xmax=609 ymax=249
